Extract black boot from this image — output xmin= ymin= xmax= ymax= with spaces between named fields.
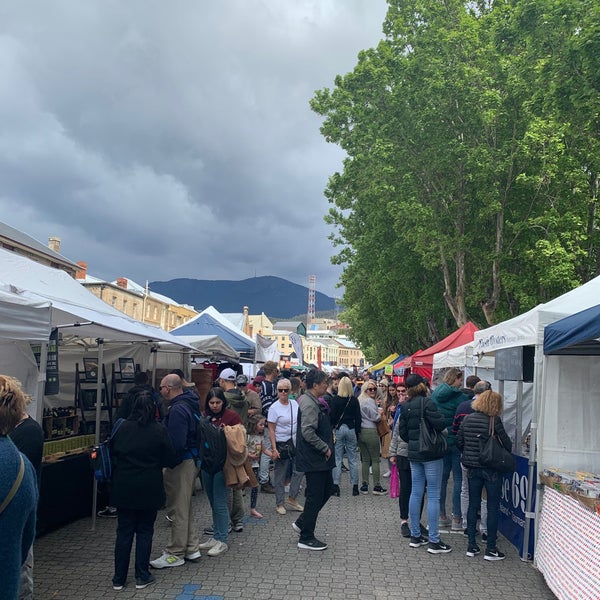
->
xmin=352 ymin=484 xmax=360 ymax=496
xmin=331 ymin=484 xmax=340 ymax=497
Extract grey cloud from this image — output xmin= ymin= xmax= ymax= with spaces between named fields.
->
xmin=0 ymin=0 xmax=386 ymax=296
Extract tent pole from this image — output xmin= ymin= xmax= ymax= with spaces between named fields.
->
xmin=91 ymin=339 xmax=105 ymax=531
xmin=151 ymin=346 xmax=158 ymax=388
xmin=35 ymin=341 xmax=48 ymax=423
xmin=522 ymin=344 xmax=542 ymax=561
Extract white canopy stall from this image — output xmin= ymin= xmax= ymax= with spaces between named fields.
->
xmin=473 ymin=274 xmax=600 ymax=562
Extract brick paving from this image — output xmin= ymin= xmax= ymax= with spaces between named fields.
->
xmin=34 ymin=477 xmax=556 ymax=600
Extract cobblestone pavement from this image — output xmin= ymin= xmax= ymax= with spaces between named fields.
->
xmin=34 ymin=477 xmax=556 ymax=600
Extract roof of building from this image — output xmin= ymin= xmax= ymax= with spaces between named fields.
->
xmin=273 ymin=321 xmax=305 ymax=330
xmin=0 ymin=221 xmax=79 ymax=269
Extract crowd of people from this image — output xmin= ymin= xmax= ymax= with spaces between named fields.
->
xmin=0 ymin=361 xmax=513 ymax=596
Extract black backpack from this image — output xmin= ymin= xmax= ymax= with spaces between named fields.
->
xmin=193 ymin=413 xmax=227 ymax=474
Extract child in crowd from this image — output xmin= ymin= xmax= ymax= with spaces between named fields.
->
xmin=247 ymin=417 xmax=266 ymax=518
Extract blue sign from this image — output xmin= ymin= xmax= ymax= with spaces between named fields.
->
xmin=498 ymin=454 xmax=536 ymax=558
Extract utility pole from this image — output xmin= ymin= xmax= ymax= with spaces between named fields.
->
xmin=307 ymin=275 xmax=316 ymax=328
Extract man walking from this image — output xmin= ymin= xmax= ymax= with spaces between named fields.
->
xmin=150 ymin=374 xmax=201 ymax=568
xmin=293 ymin=369 xmax=335 ymax=550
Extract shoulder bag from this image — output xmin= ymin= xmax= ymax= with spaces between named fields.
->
xmin=418 ymin=398 xmax=447 ymax=460
xmin=478 ymin=416 xmax=515 ymax=473
xmin=332 ymin=397 xmax=352 ymax=444
xmin=275 ymin=402 xmax=296 ymax=460
xmin=0 ymin=454 xmax=25 ymax=514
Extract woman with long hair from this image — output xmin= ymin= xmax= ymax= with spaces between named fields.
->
xmin=329 ymin=376 xmax=361 ymax=497
xmin=199 ymin=387 xmax=242 ymax=557
xmin=357 ymin=381 xmax=387 ymax=495
xmin=110 ymin=391 xmax=175 ymax=590
xmin=380 ymin=382 xmax=398 ymax=477
xmin=398 ymin=373 xmax=451 ymax=554
xmin=457 ymin=390 xmax=512 ymax=561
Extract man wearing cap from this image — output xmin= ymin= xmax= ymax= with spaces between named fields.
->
xmin=236 ymin=374 xmax=262 ymax=426
xmin=217 ymin=368 xmax=246 ymax=533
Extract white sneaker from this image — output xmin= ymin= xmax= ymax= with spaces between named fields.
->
xmin=184 ymin=550 xmax=201 ymax=560
xmin=207 ymin=541 xmax=229 ymax=557
xmin=150 ymin=552 xmax=184 ymax=569
xmin=198 ymin=538 xmax=218 ymax=550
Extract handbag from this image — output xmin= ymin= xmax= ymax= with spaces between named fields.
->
xmin=389 ymin=462 xmax=400 ymax=498
xmin=276 ymin=403 xmax=296 ymax=460
xmin=478 ymin=416 xmax=516 ymax=473
xmin=376 ymin=408 xmax=391 ymax=438
xmin=332 ymin=397 xmax=352 ymax=444
xmin=418 ymin=398 xmax=447 ymax=460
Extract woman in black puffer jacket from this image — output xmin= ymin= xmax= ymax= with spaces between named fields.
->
xmin=457 ymin=390 xmax=512 ymax=562
xmin=398 ymin=374 xmax=451 ymax=554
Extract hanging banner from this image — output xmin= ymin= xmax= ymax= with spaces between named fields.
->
xmin=289 ymin=332 xmax=304 ymax=365
xmin=498 ymin=455 xmax=537 ymax=559
xmin=31 ymin=328 xmax=60 ymax=395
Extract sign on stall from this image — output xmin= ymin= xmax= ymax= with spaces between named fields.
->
xmin=498 ymin=454 xmax=536 ymax=558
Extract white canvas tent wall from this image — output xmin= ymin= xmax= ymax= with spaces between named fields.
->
xmin=0 ymin=284 xmax=52 ymax=413
xmin=473 ymin=274 xmax=600 ymax=559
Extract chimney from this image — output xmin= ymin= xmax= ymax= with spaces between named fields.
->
xmin=75 ymin=261 xmax=87 ymax=280
xmin=116 ymin=277 xmax=128 ymax=289
xmin=48 ymin=237 xmax=61 ymax=253
xmin=243 ymin=306 xmax=249 ymax=316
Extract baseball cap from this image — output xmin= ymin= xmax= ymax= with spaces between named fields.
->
xmin=236 ymin=374 xmax=249 ymax=385
xmin=219 ymin=368 xmax=237 ymax=382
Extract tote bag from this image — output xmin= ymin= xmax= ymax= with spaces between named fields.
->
xmin=478 ymin=416 xmax=515 ymax=473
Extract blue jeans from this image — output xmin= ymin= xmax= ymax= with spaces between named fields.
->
xmin=440 ymin=446 xmax=462 ymax=518
xmin=113 ymin=507 xmax=157 ymax=586
xmin=409 ymin=458 xmax=443 ymax=542
xmin=201 ymin=470 xmax=230 ymax=542
xmin=332 ymin=425 xmax=359 ymax=485
xmin=467 ymin=467 xmax=501 ymax=550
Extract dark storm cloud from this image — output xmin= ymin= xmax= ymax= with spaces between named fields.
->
xmin=0 ymin=0 xmax=386 ymax=297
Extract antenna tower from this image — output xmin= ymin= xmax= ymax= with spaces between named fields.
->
xmin=307 ymin=275 xmax=316 ymax=326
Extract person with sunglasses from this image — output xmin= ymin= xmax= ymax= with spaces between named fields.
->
xmin=267 ymin=379 xmax=304 ymax=515
xmin=357 ymin=382 xmax=387 ymax=495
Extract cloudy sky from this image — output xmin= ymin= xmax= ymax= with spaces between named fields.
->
xmin=0 ymin=1 xmax=387 ymax=297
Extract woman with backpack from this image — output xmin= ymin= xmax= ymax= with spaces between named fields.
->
xmin=198 ymin=387 xmax=242 ymax=558
xmin=110 ymin=391 xmax=175 ymax=591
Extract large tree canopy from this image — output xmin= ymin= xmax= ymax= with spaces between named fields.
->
xmin=312 ymin=0 xmax=600 ymax=360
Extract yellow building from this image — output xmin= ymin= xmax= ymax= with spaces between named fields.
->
xmin=76 ymin=263 xmax=197 ymax=331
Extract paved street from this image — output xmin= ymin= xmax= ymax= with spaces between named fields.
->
xmin=35 ymin=477 xmax=556 ymax=600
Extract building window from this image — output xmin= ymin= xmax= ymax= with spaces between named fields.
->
xmin=122 ymin=299 xmax=127 ymax=314
xmin=132 ymin=304 xmax=137 ymax=318
xmin=111 ymin=296 xmax=117 ymax=307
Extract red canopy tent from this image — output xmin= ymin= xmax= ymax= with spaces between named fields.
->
xmin=409 ymin=322 xmax=479 ymax=381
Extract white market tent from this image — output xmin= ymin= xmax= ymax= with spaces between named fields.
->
xmin=0 ymin=283 xmax=53 ymax=408
xmin=432 ymin=341 xmax=494 ymax=371
xmin=170 ymin=334 xmax=240 ymax=362
xmin=0 ymin=247 xmax=193 ymax=425
xmin=473 ymin=274 xmax=600 ymax=558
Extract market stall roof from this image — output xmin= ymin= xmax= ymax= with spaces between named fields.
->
xmin=171 ymin=306 xmax=255 ymax=357
xmin=474 ymin=274 xmax=600 ymax=354
xmin=0 ymin=248 xmax=193 ymax=347
xmin=433 ymin=341 xmax=495 ymax=370
xmin=411 ymin=322 xmax=479 ymax=379
xmin=369 ymin=352 xmax=399 ymax=373
xmin=172 ymin=334 xmax=240 ymax=361
xmin=543 ymin=303 xmax=600 ymax=355
xmin=0 ymin=283 xmax=51 ymax=341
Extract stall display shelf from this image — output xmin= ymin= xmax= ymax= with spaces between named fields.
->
xmin=540 ymin=469 xmax=600 ymax=514
xmin=42 ymin=434 xmax=95 ymax=463
xmin=42 ymin=408 xmax=79 ymax=440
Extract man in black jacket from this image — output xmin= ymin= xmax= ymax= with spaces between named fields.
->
xmin=293 ymin=369 xmax=335 ymax=551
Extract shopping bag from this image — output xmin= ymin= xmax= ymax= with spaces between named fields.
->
xmin=389 ymin=462 xmax=400 ymax=498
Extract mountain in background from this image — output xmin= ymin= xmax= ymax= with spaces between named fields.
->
xmin=150 ymin=276 xmax=337 ymax=319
